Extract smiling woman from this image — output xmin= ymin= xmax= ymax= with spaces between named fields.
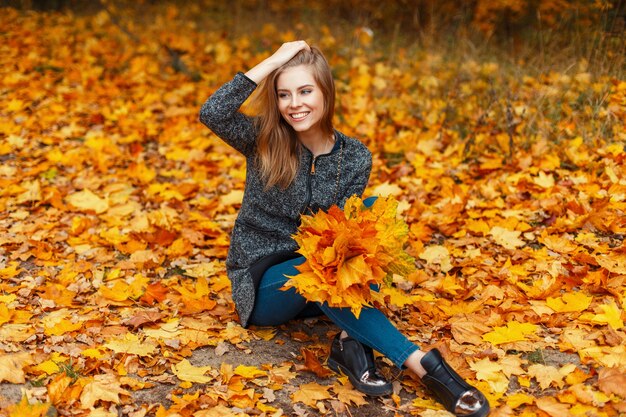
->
xmin=250 ymin=45 xmax=337 ymax=190
xmin=198 ymin=41 xmax=490 ymax=416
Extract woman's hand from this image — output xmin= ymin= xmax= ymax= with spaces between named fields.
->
xmin=267 ymin=41 xmax=310 ymax=67
xmin=245 ymin=41 xmax=310 ymax=84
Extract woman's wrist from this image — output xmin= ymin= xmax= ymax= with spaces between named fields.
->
xmin=244 ymin=58 xmax=279 ymax=84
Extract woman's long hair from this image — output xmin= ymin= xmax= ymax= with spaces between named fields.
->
xmin=252 ymin=47 xmax=335 ymax=190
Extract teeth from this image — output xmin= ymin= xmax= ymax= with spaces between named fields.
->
xmin=291 ymin=112 xmax=309 ymax=119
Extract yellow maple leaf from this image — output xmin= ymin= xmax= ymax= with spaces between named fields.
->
xmin=291 ymin=382 xmax=332 ymax=407
xmin=66 ymin=189 xmax=109 ymax=214
xmin=80 ymin=374 xmax=129 ymax=409
xmin=540 ymin=234 xmax=579 ymax=254
xmin=533 ymin=171 xmax=555 ymax=188
xmin=370 ymin=181 xmax=403 ymax=197
xmin=143 ymin=319 xmax=182 ymax=339
xmin=42 ymin=309 xmax=84 ymax=336
xmin=506 ymin=392 xmax=534 ymax=409
xmin=332 ymin=382 xmax=368 ymax=406
xmin=469 ymin=358 xmax=509 ymax=393
xmin=527 ymin=364 xmax=565 ymax=390
xmin=5 ymin=396 xmax=51 ymax=417
xmin=171 ymin=359 xmax=213 ymax=383
xmin=595 ymin=253 xmax=626 ymax=274
xmin=104 ymin=333 xmax=157 ymax=356
xmin=0 ymin=352 xmax=33 ymax=383
xmin=0 ymin=302 xmax=10 ymax=326
xmin=0 ymin=323 xmax=35 ymax=343
xmin=234 ymin=365 xmax=268 ymax=379
xmin=379 ymin=286 xmax=416 ymax=307
xmin=489 ymin=226 xmax=525 ymax=250
xmin=419 ymin=245 xmax=452 ymax=273
xmin=269 ymin=365 xmax=297 ymax=385
xmin=482 ymin=321 xmax=537 ymax=345
xmin=0 ymin=261 xmax=22 ymax=279
xmin=546 ymin=291 xmax=593 ymax=313
xmin=32 ymin=352 xmax=66 ymax=376
xmin=579 ymin=300 xmax=624 ymax=330
xmin=579 ymin=345 xmax=626 ymax=368
xmin=500 ymin=355 xmax=526 ymax=378
xmin=97 ymin=281 xmax=134 ymax=303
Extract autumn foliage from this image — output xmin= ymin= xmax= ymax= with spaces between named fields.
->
xmin=0 ymin=2 xmax=625 ymax=417
xmin=284 ymin=196 xmax=415 ymax=317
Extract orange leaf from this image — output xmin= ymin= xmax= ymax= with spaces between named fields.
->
xmin=140 ymin=282 xmax=169 ymax=305
xmin=301 ymin=348 xmax=332 ymax=378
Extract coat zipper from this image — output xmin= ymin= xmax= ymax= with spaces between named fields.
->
xmin=301 ymin=155 xmax=315 ymax=214
xmin=301 ymin=137 xmax=341 ymax=214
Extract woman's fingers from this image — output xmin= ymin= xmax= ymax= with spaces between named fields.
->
xmin=270 ymin=40 xmax=310 ymax=66
xmin=244 ymin=41 xmax=310 ymax=84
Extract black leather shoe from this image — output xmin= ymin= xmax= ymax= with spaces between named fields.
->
xmin=327 ymin=333 xmax=393 ymax=396
xmin=421 ymin=349 xmax=490 ymax=417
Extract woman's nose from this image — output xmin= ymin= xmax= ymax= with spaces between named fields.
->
xmin=290 ymin=95 xmax=301 ymax=107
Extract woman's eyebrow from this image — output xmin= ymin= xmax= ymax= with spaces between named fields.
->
xmin=276 ymin=84 xmax=315 ymax=91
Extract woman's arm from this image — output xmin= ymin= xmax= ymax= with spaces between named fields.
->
xmin=199 ymin=41 xmax=310 ymax=156
xmin=199 ymin=73 xmax=258 ymax=155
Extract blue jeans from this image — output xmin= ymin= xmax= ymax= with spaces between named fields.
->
xmin=248 ymin=198 xmax=419 ymax=369
xmin=248 ymin=257 xmax=419 ymax=368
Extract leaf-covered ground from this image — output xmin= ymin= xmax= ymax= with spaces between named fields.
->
xmin=0 ymin=4 xmax=625 ymax=417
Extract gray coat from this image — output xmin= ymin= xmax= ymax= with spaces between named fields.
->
xmin=199 ymin=72 xmax=372 ymax=327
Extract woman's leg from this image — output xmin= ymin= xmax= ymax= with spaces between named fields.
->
xmin=248 ymin=255 xmax=420 ymax=369
xmin=318 ymin=303 xmax=419 ymax=369
xmin=248 ymin=256 xmax=322 ymax=326
xmin=249 ymin=255 xmax=489 ymax=415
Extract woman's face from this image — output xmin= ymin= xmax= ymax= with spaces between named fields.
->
xmin=276 ymin=65 xmax=325 ymax=137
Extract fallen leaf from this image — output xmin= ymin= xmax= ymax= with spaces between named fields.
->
xmin=482 ymin=321 xmax=537 ymax=345
xmin=171 ymin=359 xmax=213 ymax=384
xmin=535 ymin=396 xmax=570 ymax=417
xmin=527 ymin=364 xmax=565 ymax=390
xmin=66 ymin=189 xmax=109 ymax=214
xmin=598 ymin=367 xmax=626 ymax=397
xmin=489 ymin=226 xmax=525 ymax=250
xmin=291 ymin=382 xmax=332 ymax=407
xmin=301 ymin=348 xmax=333 ymax=378
xmin=80 ymin=374 xmax=128 ymax=408
xmin=0 ymin=352 xmax=33 ymax=383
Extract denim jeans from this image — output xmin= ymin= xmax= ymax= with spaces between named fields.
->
xmin=248 ymin=198 xmax=419 ymax=368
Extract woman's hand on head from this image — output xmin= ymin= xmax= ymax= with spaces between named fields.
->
xmin=245 ymin=40 xmax=310 ymax=85
xmin=268 ymin=41 xmax=310 ymax=67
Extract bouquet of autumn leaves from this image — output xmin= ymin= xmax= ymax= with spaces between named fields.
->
xmin=282 ymin=196 xmax=416 ymax=318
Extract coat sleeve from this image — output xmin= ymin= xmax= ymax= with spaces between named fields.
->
xmin=198 ymin=72 xmax=258 ymax=156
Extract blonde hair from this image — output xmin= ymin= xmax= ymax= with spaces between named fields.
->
xmin=252 ymin=47 xmax=335 ymax=189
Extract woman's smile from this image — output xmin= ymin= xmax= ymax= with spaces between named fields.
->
xmin=290 ymin=111 xmax=310 ymax=121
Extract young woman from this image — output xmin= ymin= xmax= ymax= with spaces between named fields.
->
xmin=199 ymin=41 xmax=490 ymax=417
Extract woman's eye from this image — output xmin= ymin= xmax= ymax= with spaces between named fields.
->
xmin=301 ymin=89 xmax=312 ymax=95
xmin=278 ymin=93 xmax=289 ymax=99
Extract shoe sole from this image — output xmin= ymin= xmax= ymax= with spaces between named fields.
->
xmin=327 ymin=358 xmax=393 ymax=397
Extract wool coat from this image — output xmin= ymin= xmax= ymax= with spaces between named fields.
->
xmin=199 ymin=72 xmax=372 ymax=327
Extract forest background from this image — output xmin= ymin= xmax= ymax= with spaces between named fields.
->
xmin=0 ymin=0 xmax=625 ymax=416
